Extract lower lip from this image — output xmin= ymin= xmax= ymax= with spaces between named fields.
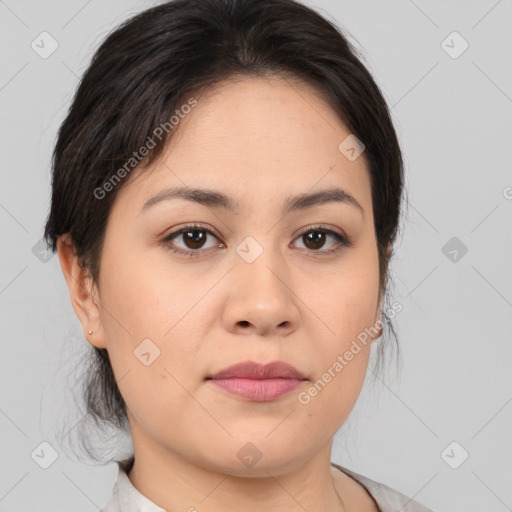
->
xmin=209 ymin=378 xmax=304 ymax=402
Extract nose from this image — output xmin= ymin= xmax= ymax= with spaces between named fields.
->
xmin=221 ymin=246 xmax=301 ymax=337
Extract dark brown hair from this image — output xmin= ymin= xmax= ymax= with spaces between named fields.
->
xmin=44 ymin=0 xmax=404 ymax=468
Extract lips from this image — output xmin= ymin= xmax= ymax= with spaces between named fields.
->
xmin=209 ymin=361 xmax=306 ymax=380
xmin=207 ymin=361 xmax=307 ymax=402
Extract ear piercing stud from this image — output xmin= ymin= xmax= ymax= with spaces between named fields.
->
xmin=88 ymin=330 xmax=93 ymax=335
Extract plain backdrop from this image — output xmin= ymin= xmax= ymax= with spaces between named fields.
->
xmin=1 ymin=1 xmax=511 ymax=511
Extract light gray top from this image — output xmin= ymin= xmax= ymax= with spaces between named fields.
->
xmin=101 ymin=462 xmax=434 ymax=512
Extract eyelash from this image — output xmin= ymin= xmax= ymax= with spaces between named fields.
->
xmin=161 ymin=223 xmax=352 ymax=258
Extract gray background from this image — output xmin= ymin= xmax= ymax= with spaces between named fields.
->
xmin=1 ymin=0 xmax=511 ymax=510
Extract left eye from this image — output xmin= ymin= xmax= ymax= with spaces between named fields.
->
xmin=293 ymin=228 xmax=349 ymax=252
xmin=162 ymin=224 xmax=351 ymax=257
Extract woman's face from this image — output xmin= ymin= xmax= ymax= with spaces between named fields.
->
xmin=77 ymin=75 xmax=382 ymax=474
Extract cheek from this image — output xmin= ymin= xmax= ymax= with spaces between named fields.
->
xmin=298 ymin=244 xmax=379 ymax=421
xmin=116 ymin=363 xmax=183 ymax=423
xmin=98 ymin=242 xmax=179 ymax=345
xmin=97 ymin=232 xmax=216 ymax=401
xmin=297 ymin=272 xmax=379 ymax=431
xmin=296 ymin=349 xmax=370 ymax=441
xmin=310 ymin=245 xmax=380 ymax=351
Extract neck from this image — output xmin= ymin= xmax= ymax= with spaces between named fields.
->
xmin=127 ymin=433 xmax=345 ymax=512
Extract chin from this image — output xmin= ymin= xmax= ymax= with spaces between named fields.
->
xmin=195 ymin=437 xmax=313 ymax=477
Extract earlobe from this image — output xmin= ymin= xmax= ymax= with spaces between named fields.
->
xmin=56 ymin=234 xmax=107 ymax=349
xmin=372 ymin=299 xmax=384 ymax=342
xmin=374 ymin=312 xmax=384 ymax=341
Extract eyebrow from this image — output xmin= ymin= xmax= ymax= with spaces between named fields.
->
xmin=140 ymin=186 xmax=364 ymax=218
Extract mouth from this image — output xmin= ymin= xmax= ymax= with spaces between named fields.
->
xmin=206 ymin=361 xmax=307 ymax=402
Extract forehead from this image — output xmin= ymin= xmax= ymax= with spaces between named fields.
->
xmin=116 ymin=75 xmax=372 ymax=216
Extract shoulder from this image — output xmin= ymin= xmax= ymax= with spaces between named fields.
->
xmin=331 ymin=462 xmax=435 ymax=512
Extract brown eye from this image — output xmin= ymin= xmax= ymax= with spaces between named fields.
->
xmin=162 ymin=224 xmax=222 ymax=257
xmin=181 ymin=229 xmax=207 ymax=249
xmin=302 ymin=231 xmax=327 ymax=250
xmin=292 ymin=227 xmax=351 ymax=255
xmin=162 ymin=224 xmax=350 ymax=258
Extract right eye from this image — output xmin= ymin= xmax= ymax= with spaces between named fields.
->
xmin=161 ymin=224 xmax=225 ymax=257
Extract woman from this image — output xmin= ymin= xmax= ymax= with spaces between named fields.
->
xmin=44 ymin=0 xmax=433 ymax=510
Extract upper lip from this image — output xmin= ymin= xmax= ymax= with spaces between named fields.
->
xmin=208 ymin=361 xmax=306 ymax=380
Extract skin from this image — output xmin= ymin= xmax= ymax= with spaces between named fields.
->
xmin=57 ymin=75 xmax=385 ymax=511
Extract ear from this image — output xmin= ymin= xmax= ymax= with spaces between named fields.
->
xmin=56 ymin=234 xmax=107 ymax=349
xmin=372 ymin=242 xmax=391 ymax=342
